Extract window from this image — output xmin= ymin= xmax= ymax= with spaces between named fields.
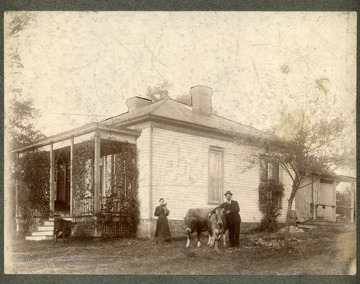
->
xmin=260 ymin=160 xmax=282 ymax=208
xmin=260 ymin=160 xmax=279 ymax=182
xmin=208 ymin=146 xmax=224 ymax=204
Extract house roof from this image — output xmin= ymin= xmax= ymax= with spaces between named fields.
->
xmin=101 ymin=96 xmax=274 ymax=140
xmin=14 ymin=94 xmax=274 ymax=153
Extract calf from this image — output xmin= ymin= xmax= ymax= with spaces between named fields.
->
xmin=208 ymin=207 xmax=228 ymax=249
xmin=53 ymin=217 xmax=75 ymax=243
xmin=184 ymin=208 xmax=215 ymax=248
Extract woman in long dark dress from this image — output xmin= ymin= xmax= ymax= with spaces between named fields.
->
xmin=154 ymin=198 xmax=172 ymax=242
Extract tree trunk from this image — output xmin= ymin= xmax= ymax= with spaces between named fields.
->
xmin=284 ymin=187 xmax=297 ymax=247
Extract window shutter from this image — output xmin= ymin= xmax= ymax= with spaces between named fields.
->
xmin=208 ymin=147 xmax=224 ymax=204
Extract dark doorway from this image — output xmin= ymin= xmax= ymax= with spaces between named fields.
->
xmin=55 ymin=148 xmax=71 ymax=215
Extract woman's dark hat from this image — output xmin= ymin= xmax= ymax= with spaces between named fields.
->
xmin=224 ymin=191 xmax=233 ymax=196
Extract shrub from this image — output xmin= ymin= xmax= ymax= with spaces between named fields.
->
xmin=258 ymin=179 xmax=285 ymax=232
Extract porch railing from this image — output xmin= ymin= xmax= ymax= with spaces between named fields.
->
xmin=100 ymin=196 xmax=122 ymax=216
xmin=74 ymin=197 xmax=94 ymax=216
xmin=73 ymin=196 xmax=125 ymax=217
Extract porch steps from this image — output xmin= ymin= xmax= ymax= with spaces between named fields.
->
xmin=31 ymin=230 xmax=53 ymax=236
xmin=37 ymin=225 xmax=54 ymax=231
xmin=25 ymin=235 xmax=53 ymax=241
xmin=25 ymin=219 xmax=54 ymax=241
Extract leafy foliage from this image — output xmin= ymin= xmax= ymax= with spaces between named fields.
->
xmin=6 ymin=12 xmax=45 ymax=149
xmin=146 ymin=80 xmax=171 ymax=102
xmin=258 ymin=179 xmax=285 ymax=231
xmin=13 ymin=136 xmax=140 ymax=237
xmin=100 ymin=141 xmax=140 ymax=235
xmin=72 ymin=139 xmax=140 ymax=236
xmin=14 ymin=151 xmax=50 ymax=234
xmin=9 ymin=98 xmax=46 ymax=149
xmin=259 ymin=108 xmax=351 ymax=245
xmin=146 ymin=80 xmax=193 ymax=106
xmin=73 ymin=140 xmax=95 ymax=204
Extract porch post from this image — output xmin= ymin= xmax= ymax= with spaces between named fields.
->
xmin=49 ymin=143 xmax=55 ymax=216
xmin=94 ymin=132 xmax=101 ymax=214
xmin=70 ymin=137 xmax=74 ymax=216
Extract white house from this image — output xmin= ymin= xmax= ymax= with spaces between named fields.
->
xmin=16 ymin=85 xmax=350 ymax=239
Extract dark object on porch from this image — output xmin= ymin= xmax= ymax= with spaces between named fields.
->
xmin=53 ymin=217 xmax=75 ymax=242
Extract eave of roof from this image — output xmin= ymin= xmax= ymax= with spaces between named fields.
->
xmin=13 ymin=123 xmax=141 ymax=153
xmin=321 ymin=173 xmax=356 ymax=183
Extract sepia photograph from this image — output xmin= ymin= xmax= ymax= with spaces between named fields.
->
xmin=4 ymin=10 xmax=356 ymax=276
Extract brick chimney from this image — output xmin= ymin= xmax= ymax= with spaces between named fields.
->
xmin=126 ymin=97 xmax=152 ymax=112
xmin=190 ymin=85 xmax=213 ymax=116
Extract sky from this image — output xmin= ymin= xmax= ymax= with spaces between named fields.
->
xmin=4 ymin=11 xmax=356 ymax=140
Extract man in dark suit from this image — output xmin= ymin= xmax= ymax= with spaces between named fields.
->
xmin=219 ymin=190 xmax=241 ymax=249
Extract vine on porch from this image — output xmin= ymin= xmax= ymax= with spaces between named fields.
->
xmin=99 ymin=140 xmax=140 ymax=237
xmin=72 ymin=140 xmax=95 ymax=216
xmin=72 ymin=139 xmax=140 ymax=237
xmin=13 ymin=151 xmax=50 ymax=235
xmin=14 ymin=137 xmax=140 ymax=237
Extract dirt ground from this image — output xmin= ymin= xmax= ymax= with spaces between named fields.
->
xmin=4 ymin=222 xmax=356 ymax=276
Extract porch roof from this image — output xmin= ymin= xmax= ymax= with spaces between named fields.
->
xmin=13 ymin=123 xmax=141 ymax=153
xmin=321 ymin=174 xmax=356 ymax=183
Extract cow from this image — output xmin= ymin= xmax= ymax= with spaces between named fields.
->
xmin=53 ymin=217 xmax=75 ymax=243
xmin=208 ymin=207 xmax=228 ymax=249
xmin=184 ymin=208 xmax=212 ymax=248
xmin=184 ymin=207 xmax=226 ymax=249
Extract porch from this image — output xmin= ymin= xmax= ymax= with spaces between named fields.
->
xmin=14 ymin=123 xmax=141 ymax=236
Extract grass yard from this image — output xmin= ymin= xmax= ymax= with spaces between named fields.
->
xmin=5 ymin=222 xmax=356 ymax=275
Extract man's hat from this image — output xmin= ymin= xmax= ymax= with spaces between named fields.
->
xmin=224 ymin=191 xmax=233 ymax=196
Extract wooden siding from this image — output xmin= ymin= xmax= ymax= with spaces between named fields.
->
xmin=149 ymin=127 xmax=292 ymax=223
xmin=317 ymin=182 xmax=336 ymax=221
xmin=295 ymin=177 xmax=313 ymax=221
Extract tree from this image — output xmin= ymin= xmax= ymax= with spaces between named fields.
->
xmin=256 ymin=105 xmax=351 ymax=246
xmin=9 ymin=97 xmax=46 ymax=149
xmin=238 ymin=56 xmax=355 ymax=244
xmin=6 ymin=12 xmax=45 ymax=149
xmin=146 ymin=80 xmax=172 ymax=102
xmin=146 ymin=80 xmax=193 ymax=106
xmin=5 ymin=12 xmax=46 ymax=238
